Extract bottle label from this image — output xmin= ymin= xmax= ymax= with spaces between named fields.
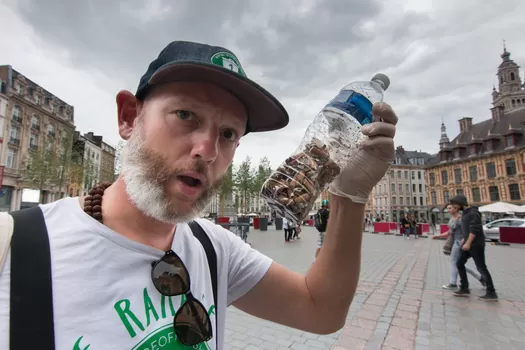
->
xmin=326 ymin=90 xmax=373 ymax=125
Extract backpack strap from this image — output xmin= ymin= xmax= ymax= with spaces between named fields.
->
xmin=188 ymin=221 xmax=218 ymax=347
xmin=10 ymin=206 xmax=55 ymax=350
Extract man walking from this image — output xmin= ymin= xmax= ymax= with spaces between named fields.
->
xmin=315 ymin=199 xmax=330 ymax=257
xmin=451 ymin=195 xmax=498 ymax=301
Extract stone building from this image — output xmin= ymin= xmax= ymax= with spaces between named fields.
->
xmin=372 ymin=146 xmax=432 ymax=222
xmin=425 ymin=46 xmax=525 ymax=223
xmin=0 ymin=65 xmax=75 ymax=211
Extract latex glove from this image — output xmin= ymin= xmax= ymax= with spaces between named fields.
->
xmin=329 ymin=102 xmax=397 ymax=203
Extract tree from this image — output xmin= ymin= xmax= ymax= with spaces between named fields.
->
xmin=233 ymin=156 xmax=254 ymax=214
xmin=252 ymin=156 xmax=273 ymax=213
xmin=22 ymin=147 xmax=59 ymax=202
xmin=54 ymin=130 xmax=77 ymax=198
xmin=218 ymin=164 xmax=234 ymax=216
xmin=114 ymin=140 xmax=126 ymax=180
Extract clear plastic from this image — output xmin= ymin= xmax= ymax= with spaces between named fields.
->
xmin=261 ymin=74 xmax=390 ymax=223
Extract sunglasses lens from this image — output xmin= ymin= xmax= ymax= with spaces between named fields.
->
xmin=174 ymin=299 xmax=212 ymax=346
xmin=152 ymin=253 xmax=190 ymax=296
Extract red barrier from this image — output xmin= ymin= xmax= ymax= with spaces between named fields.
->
xmin=500 ymin=227 xmax=525 ymax=244
xmin=218 ymin=217 xmax=230 ymax=224
xmin=440 ymin=224 xmax=448 ymax=234
xmin=389 ymin=222 xmax=397 ymax=231
xmin=308 ymin=219 xmax=314 ymax=227
xmin=253 ymin=217 xmax=260 ymax=230
xmin=373 ymin=222 xmax=390 ymax=233
xmin=421 ymin=223 xmax=430 ymax=233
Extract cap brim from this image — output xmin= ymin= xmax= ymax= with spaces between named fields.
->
xmin=147 ymin=62 xmax=289 ymax=133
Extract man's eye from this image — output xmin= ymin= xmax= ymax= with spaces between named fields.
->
xmin=222 ymin=129 xmax=238 ymax=141
xmin=175 ymin=110 xmax=196 ymax=120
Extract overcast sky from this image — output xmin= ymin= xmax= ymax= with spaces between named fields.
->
xmin=1 ymin=0 xmax=523 ymax=168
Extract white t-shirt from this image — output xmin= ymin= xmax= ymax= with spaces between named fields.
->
xmin=0 ymin=197 xmax=272 ymax=349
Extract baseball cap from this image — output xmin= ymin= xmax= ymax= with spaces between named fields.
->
xmin=449 ymin=194 xmax=468 ymax=207
xmin=136 ymin=41 xmax=289 ymax=134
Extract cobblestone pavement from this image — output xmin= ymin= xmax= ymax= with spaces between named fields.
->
xmin=224 ymin=226 xmax=525 ymax=349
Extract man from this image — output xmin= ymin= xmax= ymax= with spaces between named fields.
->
xmin=451 ymin=195 xmax=498 ymax=301
xmin=315 ymin=199 xmax=330 ymax=257
xmin=400 ymin=214 xmax=411 ymax=239
xmin=0 ymin=41 xmax=397 ymax=349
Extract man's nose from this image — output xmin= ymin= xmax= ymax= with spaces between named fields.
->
xmin=190 ymin=130 xmax=219 ymax=163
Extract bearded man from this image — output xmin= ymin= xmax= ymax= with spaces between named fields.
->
xmin=0 ymin=41 xmax=397 ymax=349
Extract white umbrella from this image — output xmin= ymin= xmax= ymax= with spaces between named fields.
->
xmin=478 ymin=202 xmax=525 ymax=213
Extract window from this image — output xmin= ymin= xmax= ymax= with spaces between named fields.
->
xmin=418 ymin=171 xmax=421 ymax=180
xmin=412 ymin=184 xmax=416 ymax=192
xmin=413 ymin=197 xmax=417 ymax=205
xmin=12 ymin=105 xmax=20 ymax=119
xmin=506 ymin=159 xmax=517 ymax=176
xmin=469 ymin=166 xmax=478 ymax=181
xmin=485 ymin=141 xmax=493 ymax=152
xmin=31 ymin=115 xmax=39 ymax=128
xmin=429 ymin=173 xmax=435 ymax=186
xmin=431 ymin=191 xmax=437 ymax=205
xmin=443 ymin=191 xmax=450 ymax=203
xmin=398 ymin=184 xmax=403 ymax=193
xmin=472 ymin=188 xmax=481 ymax=202
xmin=48 ymin=124 xmax=55 ymax=136
xmin=35 ymin=94 xmax=40 ymax=105
xmin=6 ymin=149 xmax=16 ymax=168
xmin=457 ymin=189 xmax=464 ymax=195
xmin=29 ymin=134 xmax=39 ymax=147
xmin=486 ymin=163 xmax=496 ymax=178
xmin=390 ymin=171 xmax=394 ymax=178
xmin=411 ymin=171 xmax=415 ymax=180
xmin=469 ymin=145 xmax=476 ymax=155
xmin=454 ymin=149 xmax=460 ymax=159
xmin=506 ymin=135 xmax=514 ymax=147
xmin=405 ymin=184 xmax=410 ymax=193
xmin=509 ymin=184 xmax=520 ymax=200
xmin=392 ymin=197 xmax=396 ymax=205
xmin=391 ymin=183 xmax=395 ymax=193
xmin=419 ymin=184 xmax=423 ymax=192
xmin=419 ymin=197 xmax=423 ymax=206
xmin=511 ymin=72 xmax=516 ymax=80
xmin=454 ymin=168 xmax=462 ymax=184
xmin=10 ymin=127 xmax=19 ymax=140
xmin=441 ymin=170 xmax=448 ymax=185
xmin=406 ymin=197 xmax=410 ymax=205
xmin=404 ymin=171 xmax=408 ymax=179
xmin=400 ymin=197 xmax=404 ymax=205
xmin=489 ymin=186 xmax=500 ymax=201
xmin=397 ymin=171 xmax=401 ymax=179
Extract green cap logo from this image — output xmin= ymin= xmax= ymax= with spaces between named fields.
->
xmin=211 ymin=52 xmax=246 ymax=77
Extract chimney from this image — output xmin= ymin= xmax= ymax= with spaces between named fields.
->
xmin=458 ymin=117 xmax=473 ymax=133
xmin=491 ymin=105 xmax=504 ymax=122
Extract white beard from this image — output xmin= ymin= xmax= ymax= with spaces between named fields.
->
xmin=120 ymin=126 xmax=210 ymax=224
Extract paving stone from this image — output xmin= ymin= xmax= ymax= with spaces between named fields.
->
xmin=222 ymin=228 xmax=525 ymax=350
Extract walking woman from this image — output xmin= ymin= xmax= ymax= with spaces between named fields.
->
xmin=433 ymin=204 xmax=485 ymax=289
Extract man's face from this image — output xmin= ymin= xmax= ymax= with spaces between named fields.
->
xmin=119 ymin=82 xmax=247 ymax=224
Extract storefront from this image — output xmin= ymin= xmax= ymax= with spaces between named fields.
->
xmin=0 ymin=186 xmax=13 ymax=212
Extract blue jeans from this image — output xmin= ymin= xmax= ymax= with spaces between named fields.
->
xmin=450 ymin=240 xmax=481 ymax=285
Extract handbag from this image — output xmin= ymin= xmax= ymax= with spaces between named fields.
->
xmin=443 ymin=234 xmax=453 ymax=256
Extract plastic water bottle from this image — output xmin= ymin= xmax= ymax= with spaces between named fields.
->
xmin=261 ymin=73 xmax=390 ymax=223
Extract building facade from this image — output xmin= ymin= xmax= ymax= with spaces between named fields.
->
xmin=372 ymin=146 xmax=432 ymax=222
xmin=0 ymin=65 xmax=76 ymax=211
xmin=425 ymin=47 xmax=525 ymax=223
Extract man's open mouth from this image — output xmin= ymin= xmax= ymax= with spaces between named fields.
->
xmin=177 ymin=175 xmax=203 ymax=188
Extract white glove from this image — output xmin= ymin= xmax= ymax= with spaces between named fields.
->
xmin=329 ymin=102 xmax=397 ymax=203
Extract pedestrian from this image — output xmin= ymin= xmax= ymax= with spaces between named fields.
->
xmin=433 ymin=204 xmax=485 ymax=290
xmin=449 ymin=195 xmax=498 ymax=301
xmin=293 ymin=223 xmax=301 ymax=240
xmin=283 ymin=217 xmax=292 ymax=242
xmin=288 ymin=219 xmax=297 ymax=241
xmin=0 ymin=40 xmax=398 ymax=348
xmin=400 ymin=214 xmax=411 ymax=239
xmin=315 ymin=199 xmax=330 ymax=257
xmin=409 ymin=214 xmax=418 ymax=239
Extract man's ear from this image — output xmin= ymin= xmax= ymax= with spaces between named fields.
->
xmin=116 ymin=90 xmax=139 ymax=140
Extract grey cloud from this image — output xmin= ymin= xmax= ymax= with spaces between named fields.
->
xmin=5 ymin=0 xmax=525 ymax=167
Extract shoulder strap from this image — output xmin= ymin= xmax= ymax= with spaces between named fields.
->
xmin=10 ymin=206 xmax=55 ymax=350
xmin=188 ymin=221 xmax=218 ymax=346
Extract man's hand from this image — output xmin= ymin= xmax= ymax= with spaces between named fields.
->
xmin=329 ymin=102 xmax=397 ymax=203
xmin=462 ymin=242 xmax=471 ymax=251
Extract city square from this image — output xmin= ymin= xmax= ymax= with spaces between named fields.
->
xmin=224 ymin=226 xmax=525 ymax=350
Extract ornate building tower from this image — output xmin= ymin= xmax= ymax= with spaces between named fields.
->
xmin=438 ymin=120 xmax=450 ymax=150
xmin=492 ymin=43 xmax=525 ymax=111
